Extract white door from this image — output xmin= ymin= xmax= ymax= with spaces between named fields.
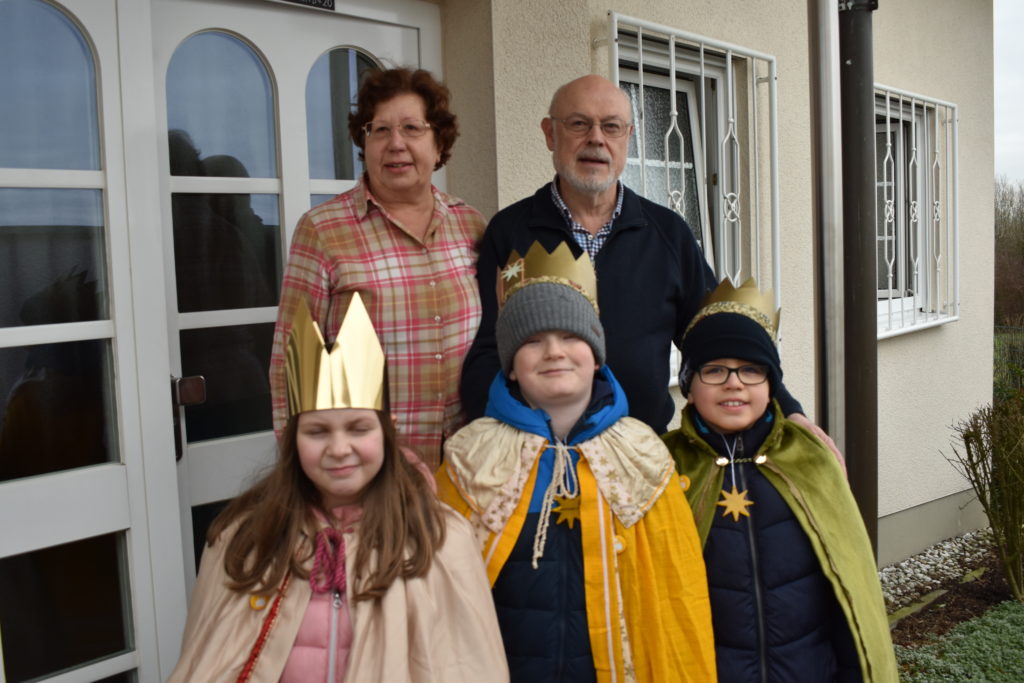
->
xmin=0 ymin=0 xmax=165 ymax=680
xmin=150 ymin=0 xmax=440 ymax=585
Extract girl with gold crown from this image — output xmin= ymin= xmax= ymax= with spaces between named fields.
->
xmin=663 ymin=278 xmax=897 ymax=682
xmin=169 ymin=294 xmax=507 ymax=682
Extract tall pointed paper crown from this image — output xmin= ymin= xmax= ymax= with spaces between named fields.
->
xmin=684 ymin=277 xmax=780 ymax=342
xmin=497 ymin=241 xmax=599 ymax=314
xmin=285 ymin=293 xmax=386 ymax=416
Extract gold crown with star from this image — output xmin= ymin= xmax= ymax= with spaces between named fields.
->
xmin=684 ymin=277 xmax=780 ymax=341
xmin=497 ymin=242 xmax=599 ymax=313
xmin=285 ymin=293 xmax=386 ymax=416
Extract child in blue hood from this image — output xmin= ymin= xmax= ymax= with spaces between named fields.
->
xmin=437 ymin=242 xmax=715 ymax=682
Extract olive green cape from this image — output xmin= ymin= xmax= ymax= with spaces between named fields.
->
xmin=663 ymin=402 xmax=899 ymax=682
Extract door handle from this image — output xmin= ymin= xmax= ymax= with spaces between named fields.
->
xmin=171 ymin=375 xmax=206 ymax=461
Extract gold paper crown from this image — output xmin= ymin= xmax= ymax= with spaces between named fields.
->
xmin=497 ymin=242 xmax=599 ymax=312
xmin=285 ymin=293 xmax=386 ymax=416
xmin=684 ymin=277 xmax=780 ymax=341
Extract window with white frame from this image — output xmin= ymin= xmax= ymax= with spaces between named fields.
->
xmin=874 ymin=87 xmax=959 ymax=337
xmin=612 ymin=14 xmax=780 ymax=292
xmin=610 ymin=13 xmax=782 ymax=382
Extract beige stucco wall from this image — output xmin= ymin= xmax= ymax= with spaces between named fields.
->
xmin=873 ymin=0 xmax=994 ymax=519
xmin=440 ymin=0 xmax=994 ymax=557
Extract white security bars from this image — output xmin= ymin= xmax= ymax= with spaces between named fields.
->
xmin=608 ymin=12 xmax=781 ymax=304
xmin=874 ymin=85 xmax=959 ymax=338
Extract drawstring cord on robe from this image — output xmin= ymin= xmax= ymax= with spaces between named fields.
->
xmin=532 ymin=441 xmax=580 ymax=569
xmin=310 ymin=528 xmax=347 ymax=594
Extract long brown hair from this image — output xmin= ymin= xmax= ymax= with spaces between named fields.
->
xmin=207 ymin=410 xmax=445 ymax=601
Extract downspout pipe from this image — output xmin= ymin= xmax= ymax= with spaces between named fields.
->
xmin=808 ymin=0 xmax=845 ymax=461
xmin=838 ymin=0 xmax=879 ymax=553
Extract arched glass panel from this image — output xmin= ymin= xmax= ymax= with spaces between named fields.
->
xmin=306 ymin=47 xmax=378 ymax=180
xmin=166 ymin=31 xmax=276 ymax=178
xmin=0 ymin=0 xmax=100 ymax=170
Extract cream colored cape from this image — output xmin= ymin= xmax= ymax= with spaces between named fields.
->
xmin=168 ymin=507 xmax=508 ymax=682
xmin=438 ymin=416 xmax=717 ymax=683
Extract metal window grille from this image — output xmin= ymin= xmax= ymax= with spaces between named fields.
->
xmin=874 ymin=85 xmax=959 ymax=338
xmin=609 ymin=12 xmax=781 ymax=305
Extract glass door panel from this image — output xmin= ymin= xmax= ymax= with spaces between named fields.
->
xmin=180 ymin=322 xmax=274 ymax=441
xmin=0 ymin=339 xmax=117 ymax=482
xmin=0 ymin=188 xmax=108 ymax=327
xmin=170 ymin=192 xmax=279 ymax=312
xmin=0 ymin=532 xmax=131 ymax=681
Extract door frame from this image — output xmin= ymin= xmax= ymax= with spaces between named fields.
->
xmin=121 ymin=0 xmax=443 ymax=678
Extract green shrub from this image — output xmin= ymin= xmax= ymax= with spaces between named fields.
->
xmin=947 ymin=396 xmax=1024 ymax=602
xmin=994 ymin=326 xmax=1024 ymax=401
xmin=896 ymin=600 xmax=1024 ymax=681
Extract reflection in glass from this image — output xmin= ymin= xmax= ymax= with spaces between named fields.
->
xmin=621 ymin=83 xmax=703 ymax=245
xmin=167 ymin=32 xmax=276 ymax=178
xmin=0 ymin=0 xmax=100 ymax=170
xmin=0 ymin=188 xmax=108 ymax=328
xmin=171 ymin=191 xmax=280 ymax=312
xmin=0 ymin=339 xmax=117 ymax=482
xmin=0 ymin=533 xmax=131 ymax=681
xmin=180 ymin=323 xmax=274 ymax=441
xmin=306 ymin=47 xmax=378 ymax=180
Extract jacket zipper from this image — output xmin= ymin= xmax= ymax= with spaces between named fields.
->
xmin=327 ymin=589 xmax=341 ymax=682
xmin=738 ymin=461 xmax=768 ymax=683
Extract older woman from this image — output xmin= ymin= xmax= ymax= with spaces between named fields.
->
xmin=269 ymin=68 xmax=483 ymax=469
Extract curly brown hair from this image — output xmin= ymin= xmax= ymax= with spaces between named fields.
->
xmin=207 ymin=410 xmax=446 ymax=602
xmin=348 ymin=68 xmax=458 ymax=170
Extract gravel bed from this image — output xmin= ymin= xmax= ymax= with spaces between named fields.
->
xmin=878 ymin=528 xmax=994 ymax=612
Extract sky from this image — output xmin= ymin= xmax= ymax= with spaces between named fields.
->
xmin=995 ymin=0 xmax=1024 ymax=182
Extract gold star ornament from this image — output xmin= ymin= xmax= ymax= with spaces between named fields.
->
xmin=717 ymin=485 xmax=754 ymax=522
xmin=553 ymin=495 xmax=581 ymax=529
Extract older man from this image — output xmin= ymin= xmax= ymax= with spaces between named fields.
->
xmin=461 ymin=74 xmax=824 ymax=443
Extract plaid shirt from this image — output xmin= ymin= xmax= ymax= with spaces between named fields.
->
xmin=550 ymin=177 xmax=624 ymax=260
xmin=270 ymin=179 xmax=484 ymax=469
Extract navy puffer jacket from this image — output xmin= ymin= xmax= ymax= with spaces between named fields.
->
xmin=695 ymin=411 xmax=861 ymax=683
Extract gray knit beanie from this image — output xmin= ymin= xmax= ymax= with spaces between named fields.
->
xmin=496 ymin=282 xmax=606 ymax=375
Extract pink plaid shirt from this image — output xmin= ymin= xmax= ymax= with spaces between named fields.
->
xmin=270 ymin=179 xmax=484 ymax=469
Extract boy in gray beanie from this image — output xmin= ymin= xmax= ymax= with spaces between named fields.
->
xmin=436 ymin=242 xmax=716 ymax=682
xmin=662 ymin=277 xmax=897 ymax=682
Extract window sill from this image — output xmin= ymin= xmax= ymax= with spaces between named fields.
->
xmin=877 ymin=314 xmax=959 ymax=340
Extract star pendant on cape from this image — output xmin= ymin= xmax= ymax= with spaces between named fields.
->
xmin=717 ymin=485 xmax=754 ymax=522
xmin=553 ymin=495 xmax=581 ymax=529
